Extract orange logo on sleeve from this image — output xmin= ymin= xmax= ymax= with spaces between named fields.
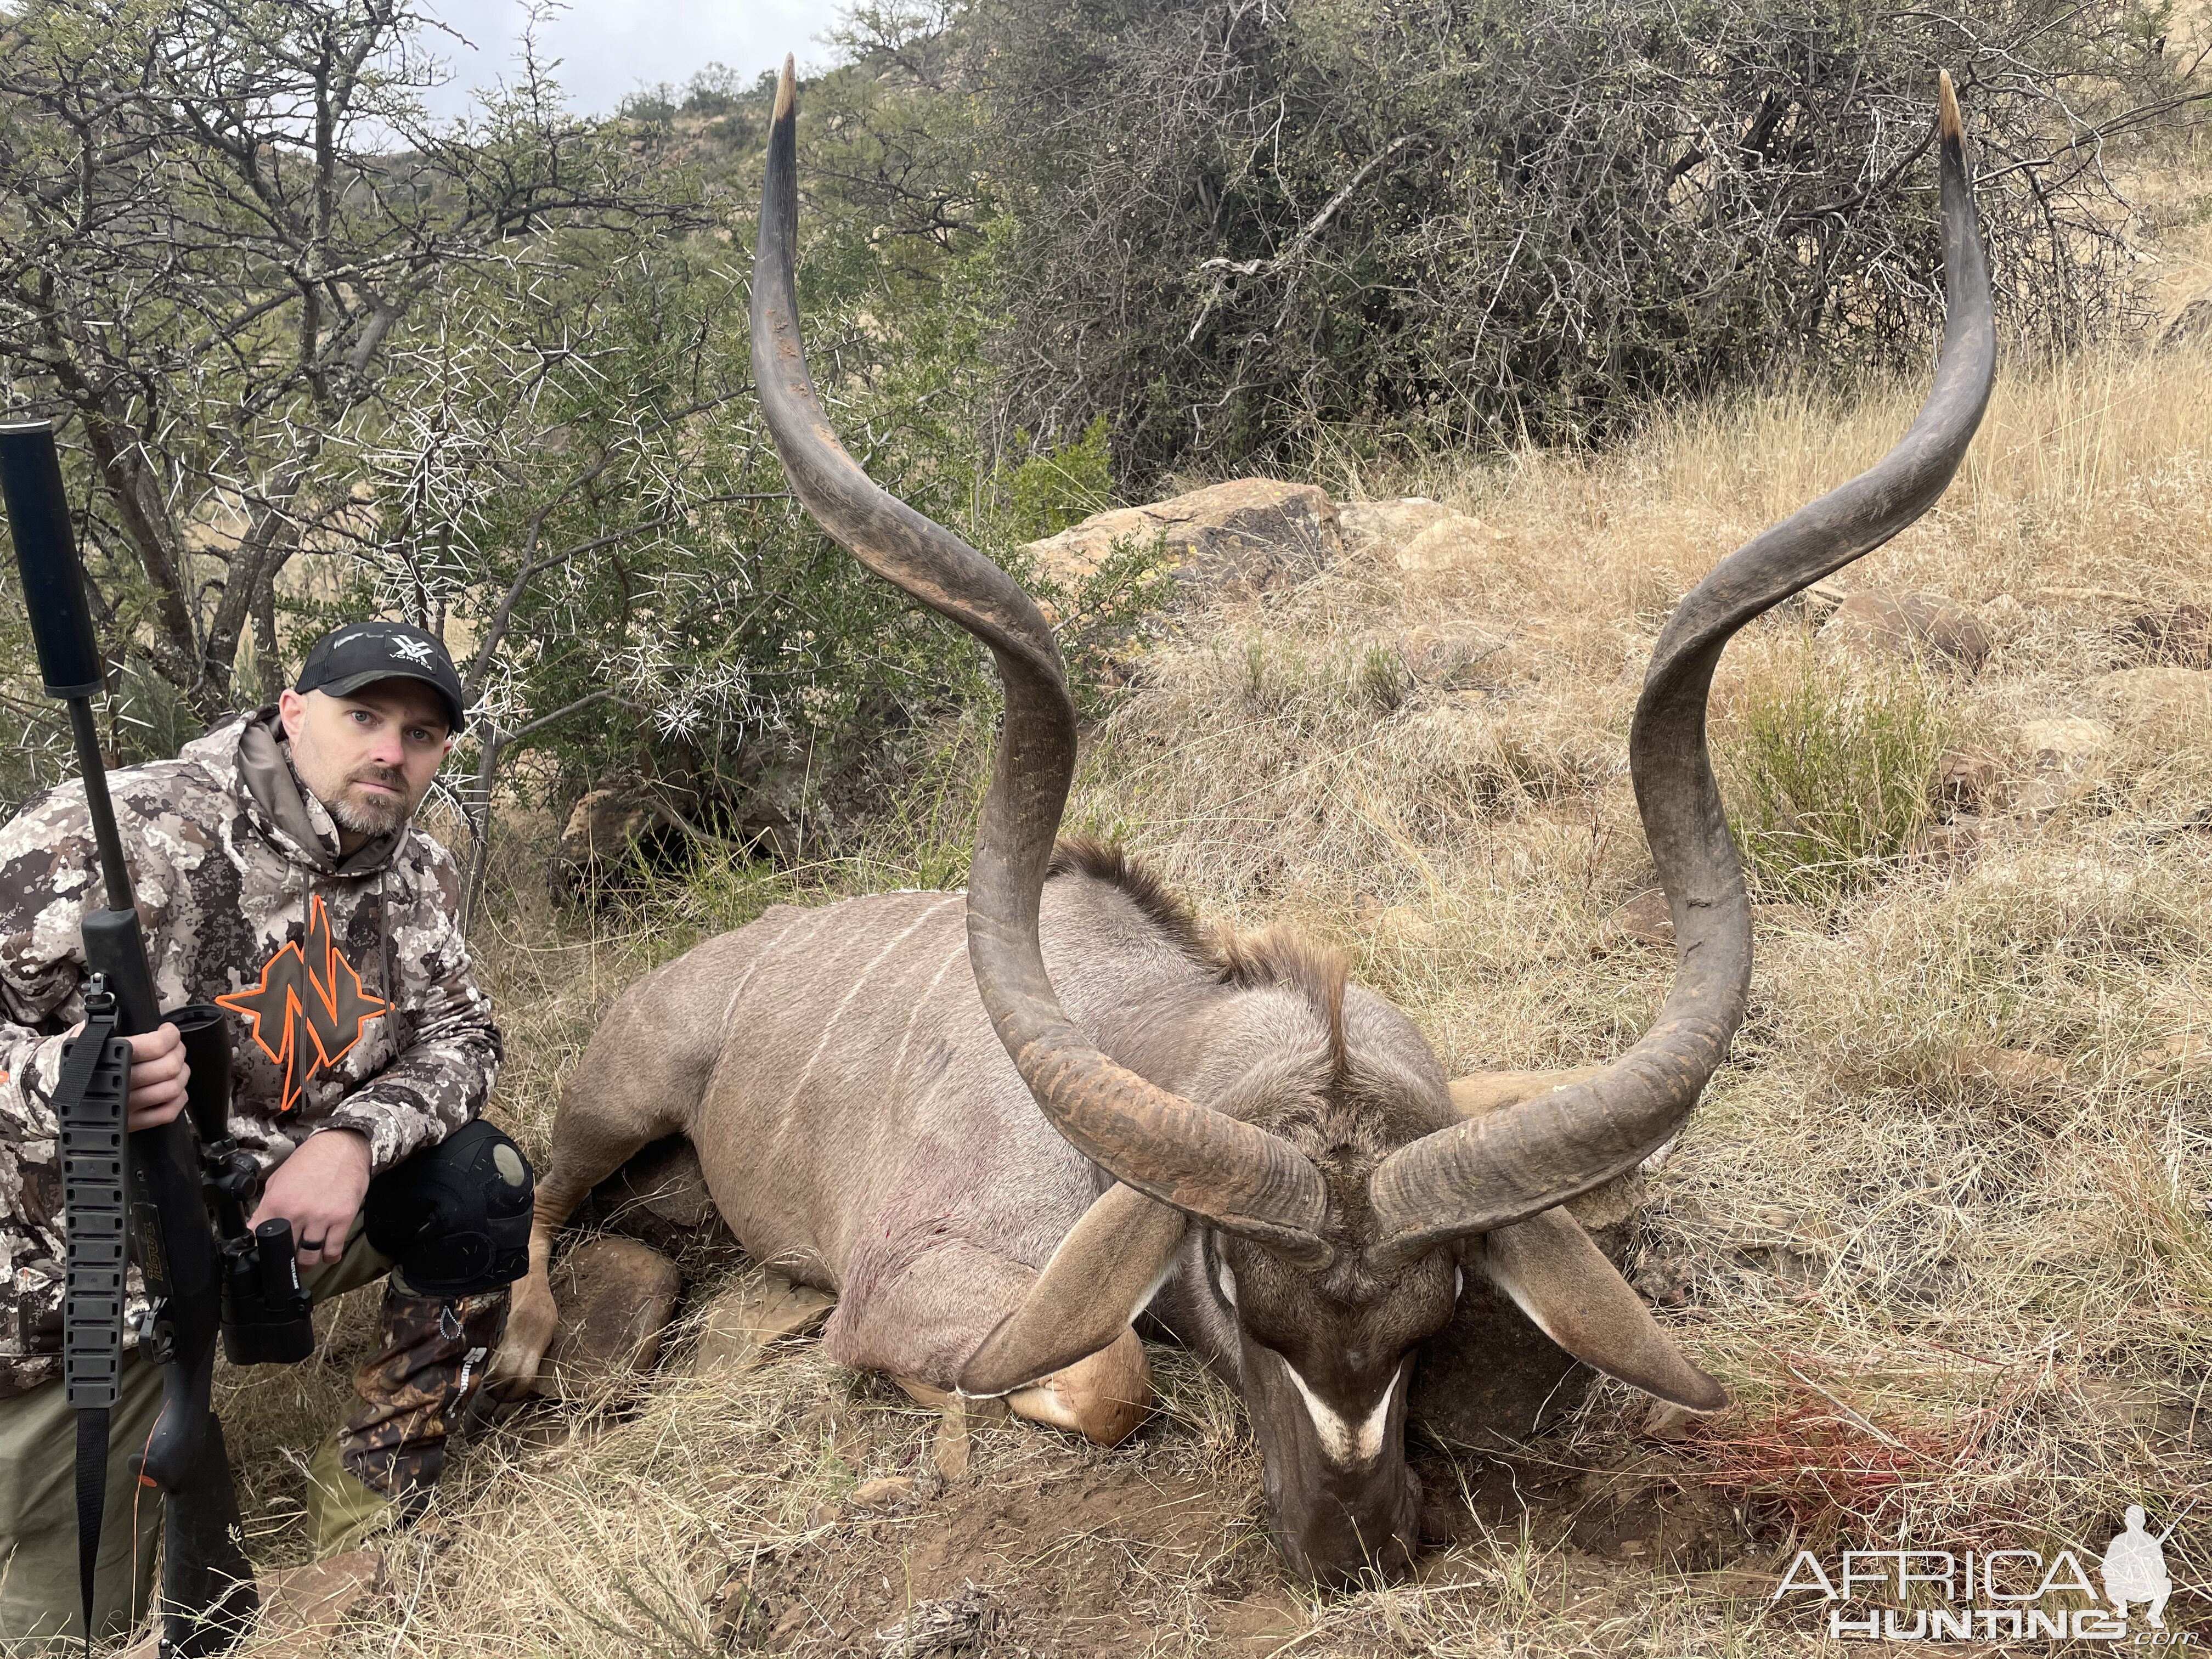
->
xmin=216 ymin=895 xmax=389 ymax=1118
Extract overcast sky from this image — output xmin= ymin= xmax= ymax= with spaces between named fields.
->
xmin=415 ymin=0 xmax=849 ymax=120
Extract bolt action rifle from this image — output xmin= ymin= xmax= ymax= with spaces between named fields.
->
xmin=0 ymin=421 xmax=317 ymax=1657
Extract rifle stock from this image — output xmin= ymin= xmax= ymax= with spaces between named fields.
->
xmin=123 ymin=1064 xmax=256 ymax=1657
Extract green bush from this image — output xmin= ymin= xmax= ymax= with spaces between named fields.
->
xmin=1003 ymin=416 xmax=1116 ymax=543
xmin=1722 ymin=653 xmax=1955 ymax=905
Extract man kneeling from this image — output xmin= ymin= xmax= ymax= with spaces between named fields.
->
xmin=0 ymin=623 xmax=531 ymax=1649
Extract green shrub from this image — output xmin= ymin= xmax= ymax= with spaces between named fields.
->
xmin=966 ymin=0 xmax=2175 ymax=478
xmin=1003 ymin=417 xmax=1116 ymax=543
xmin=1722 ymin=653 xmax=1955 ymax=905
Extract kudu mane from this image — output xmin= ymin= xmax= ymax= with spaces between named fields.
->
xmin=1053 ymin=834 xmax=1443 ymax=1279
xmin=1051 ymin=834 xmax=1352 ymax=1071
xmin=1046 ymin=837 xmax=1215 ymax=963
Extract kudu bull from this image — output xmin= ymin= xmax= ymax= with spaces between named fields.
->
xmin=491 ymin=65 xmax=1995 ymax=1582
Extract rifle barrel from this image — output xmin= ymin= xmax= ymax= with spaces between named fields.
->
xmin=64 ymin=698 xmax=136 ymax=917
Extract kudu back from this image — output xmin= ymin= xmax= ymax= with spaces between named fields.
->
xmin=491 ymin=65 xmax=1995 ymax=1584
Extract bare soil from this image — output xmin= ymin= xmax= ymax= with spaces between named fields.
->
xmin=674 ymin=1367 xmax=1761 ymax=1658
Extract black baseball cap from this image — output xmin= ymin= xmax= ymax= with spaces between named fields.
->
xmin=295 ymin=622 xmax=467 ymax=732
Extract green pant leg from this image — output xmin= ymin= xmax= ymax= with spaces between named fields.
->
xmin=0 ymin=1218 xmax=404 ymax=1639
xmin=0 ymin=1355 xmax=166 ymax=1652
xmin=298 ymin=1215 xmax=403 ymax=1555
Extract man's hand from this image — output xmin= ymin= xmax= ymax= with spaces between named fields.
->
xmin=68 ymin=1019 xmax=190 ymax=1132
xmin=250 ymin=1128 xmax=371 ymax=1267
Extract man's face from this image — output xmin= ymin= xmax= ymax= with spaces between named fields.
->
xmin=278 ymin=682 xmax=452 ymax=842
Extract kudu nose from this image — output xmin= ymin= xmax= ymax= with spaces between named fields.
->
xmin=1277 ymin=1465 xmax=1423 ymax=1586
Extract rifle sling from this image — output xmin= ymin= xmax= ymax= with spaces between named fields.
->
xmin=55 ymin=1006 xmax=128 ymax=1651
xmin=72 ymin=1406 xmax=109 ymax=1646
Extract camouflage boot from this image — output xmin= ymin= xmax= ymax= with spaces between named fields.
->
xmin=307 ymin=1278 xmax=507 ymax=1555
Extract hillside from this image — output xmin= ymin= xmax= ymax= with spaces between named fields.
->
xmin=194 ymin=334 xmax=2212 ymax=1657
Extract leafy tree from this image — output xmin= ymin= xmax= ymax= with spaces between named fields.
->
xmin=316 ymin=224 xmax=1002 ymax=915
xmin=0 ymin=0 xmax=683 ymax=736
xmin=0 ymin=1 xmax=1034 ymax=898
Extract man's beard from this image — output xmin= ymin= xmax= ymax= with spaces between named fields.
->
xmin=324 ymin=772 xmax=411 ymax=836
xmin=290 ymin=726 xmax=417 ymax=837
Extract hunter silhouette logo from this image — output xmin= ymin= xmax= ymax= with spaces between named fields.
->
xmin=216 ymin=895 xmax=388 ymax=1117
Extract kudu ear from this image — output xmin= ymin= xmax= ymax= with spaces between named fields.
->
xmin=1477 ymin=1207 xmax=1727 ymax=1412
xmin=958 ymin=1183 xmax=1189 ymax=1396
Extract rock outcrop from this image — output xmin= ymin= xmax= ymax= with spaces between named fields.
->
xmin=1023 ymin=478 xmax=1340 ymax=610
xmin=556 ymin=789 xmax=664 ymax=887
xmin=250 ymin=1550 xmax=387 ymax=1657
xmin=1391 ymin=513 xmax=1493 ymax=573
xmin=1816 ymin=590 xmax=1991 ymax=672
xmin=1335 ymin=496 xmax=1452 ymax=556
xmin=534 ymin=1237 xmax=684 ymax=1400
xmin=2092 ymin=665 xmax=2212 ymax=724
xmin=2017 ymin=716 xmax=2112 ymax=773
xmin=687 ymin=1272 xmax=837 ymax=1380
xmin=2115 ymin=603 xmax=2212 ymax=668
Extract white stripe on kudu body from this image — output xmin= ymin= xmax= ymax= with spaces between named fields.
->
xmin=1283 ymin=1361 xmax=1403 ymax=1467
xmin=717 ymin=910 xmax=810 ymax=1039
xmin=891 ymin=929 xmax=972 ymax=1088
xmin=786 ymin=896 xmax=961 ymax=1107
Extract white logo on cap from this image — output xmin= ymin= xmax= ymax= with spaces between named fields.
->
xmin=388 ymin=636 xmax=436 ymax=665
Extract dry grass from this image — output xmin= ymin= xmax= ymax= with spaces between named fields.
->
xmin=181 ymin=340 xmax=2212 ymax=1657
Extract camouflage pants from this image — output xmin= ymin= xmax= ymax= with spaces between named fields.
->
xmin=335 ymin=1275 xmax=506 ymax=1509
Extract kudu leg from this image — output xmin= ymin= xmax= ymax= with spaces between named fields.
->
xmin=864 ymin=1299 xmax=1153 ymax=1449
xmin=487 ymin=1017 xmax=699 ymax=1396
xmin=831 ymin=1184 xmax=1184 ymax=1447
xmin=1002 ymin=1328 xmax=1151 ymax=1444
xmin=890 ymin=1330 xmax=1151 ymax=1448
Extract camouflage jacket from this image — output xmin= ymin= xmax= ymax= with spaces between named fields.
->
xmin=0 ymin=708 xmax=502 ymax=1396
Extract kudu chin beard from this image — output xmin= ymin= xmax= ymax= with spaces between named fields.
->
xmin=732 ymin=59 xmax=1996 ymax=1586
